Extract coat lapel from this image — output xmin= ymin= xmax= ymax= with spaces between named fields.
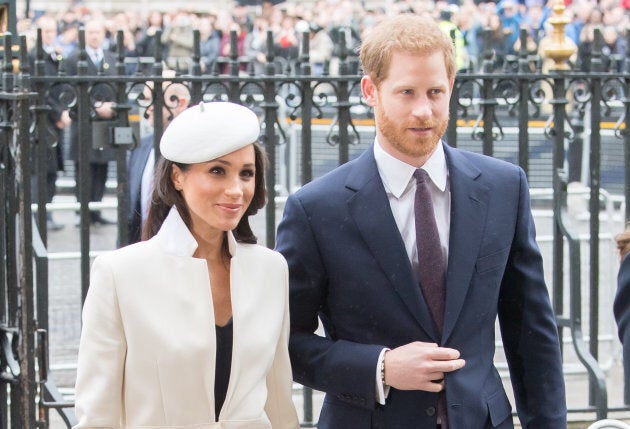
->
xmin=442 ymin=145 xmax=490 ymax=344
xmin=346 ymin=149 xmax=438 ymax=340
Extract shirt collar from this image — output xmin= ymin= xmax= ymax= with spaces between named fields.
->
xmin=153 ymin=206 xmax=236 ymax=258
xmin=373 ymin=138 xmax=448 ymax=198
xmin=86 ymin=46 xmax=102 ymax=59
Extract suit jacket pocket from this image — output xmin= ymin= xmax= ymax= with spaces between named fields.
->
xmin=486 ymin=388 xmax=513 ymax=428
xmin=475 ymin=246 xmax=510 ymax=275
xmin=319 ymin=396 xmax=372 ymax=429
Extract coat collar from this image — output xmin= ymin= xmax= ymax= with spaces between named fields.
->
xmin=442 ymin=144 xmax=489 ymax=343
xmin=346 ymin=147 xmax=438 ymax=339
xmin=153 ymin=206 xmax=237 ymax=258
xmin=345 ymin=144 xmax=490 ymax=343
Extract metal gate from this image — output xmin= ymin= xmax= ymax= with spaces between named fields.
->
xmin=0 ymin=19 xmax=628 ymax=428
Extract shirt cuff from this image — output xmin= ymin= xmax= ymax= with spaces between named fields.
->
xmin=375 ymin=348 xmax=391 ymax=405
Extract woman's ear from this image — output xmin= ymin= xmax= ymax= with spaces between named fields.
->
xmin=171 ymin=164 xmax=183 ymax=191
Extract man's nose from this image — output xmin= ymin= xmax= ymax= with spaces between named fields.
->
xmin=411 ymin=96 xmax=431 ymax=118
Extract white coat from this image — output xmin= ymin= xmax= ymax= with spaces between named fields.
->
xmin=73 ymin=207 xmax=299 ymax=429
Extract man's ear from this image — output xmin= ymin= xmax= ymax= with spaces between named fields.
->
xmin=361 ymin=75 xmax=377 ymax=107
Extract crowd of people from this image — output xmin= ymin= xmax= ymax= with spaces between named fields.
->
xmin=24 ymin=0 xmax=630 ymax=231
xmin=18 ymin=0 xmax=630 ymax=77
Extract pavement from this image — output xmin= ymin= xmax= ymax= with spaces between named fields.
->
xmin=42 ymin=187 xmax=630 ymax=429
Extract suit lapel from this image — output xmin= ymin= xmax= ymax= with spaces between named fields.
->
xmin=442 ymin=145 xmax=490 ymax=343
xmin=346 ymin=149 xmax=438 ymax=340
xmin=128 ymin=135 xmax=154 ymax=215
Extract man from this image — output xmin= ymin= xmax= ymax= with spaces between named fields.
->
xmin=126 ymin=81 xmax=189 ymax=244
xmin=614 ymin=227 xmax=630 ymax=404
xmin=29 ymin=15 xmax=72 ymax=231
xmin=63 ymin=18 xmax=119 ymax=225
xmin=275 ymin=14 xmax=566 ymax=429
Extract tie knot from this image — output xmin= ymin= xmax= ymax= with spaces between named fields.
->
xmin=414 ymin=169 xmax=429 ymax=184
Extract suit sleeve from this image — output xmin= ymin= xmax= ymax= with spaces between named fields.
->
xmin=276 ymin=194 xmax=384 ymax=410
xmin=73 ymin=256 xmax=127 ymax=429
xmin=497 ymin=168 xmax=566 ymax=428
xmin=264 ymin=256 xmax=300 ymax=428
xmin=614 ymin=253 xmax=630 ymax=404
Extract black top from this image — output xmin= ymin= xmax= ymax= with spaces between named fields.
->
xmin=214 ymin=319 xmax=233 ymax=421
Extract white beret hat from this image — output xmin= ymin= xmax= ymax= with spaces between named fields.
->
xmin=160 ymin=101 xmax=260 ymax=163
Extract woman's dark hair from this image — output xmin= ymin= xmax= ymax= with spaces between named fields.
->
xmin=141 ymin=142 xmax=267 ymax=245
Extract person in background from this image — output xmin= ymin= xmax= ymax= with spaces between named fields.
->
xmin=29 ymin=15 xmax=72 ymax=231
xmin=161 ymin=10 xmax=195 ymax=71
xmin=74 ymin=102 xmax=299 ymax=428
xmin=614 ymin=224 xmax=630 ymax=404
xmin=199 ymin=14 xmax=222 ymax=74
xmin=55 ymin=20 xmax=79 ymax=58
xmin=437 ymin=5 xmax=467 ymax=72
xmin=63 ymin=17 xmax=119 ymax=225
xmin=136 ymin=10 xmax=166 ymax=59
xmin=245 ymin=16 xmax=270 ymax=75
xmin=126 ymin=80 xmax=190 ymax=245
xmin=275 ymin=13 xmax=566 ymax=428
xmin=308 ymin=21 xmax=334 ymax=76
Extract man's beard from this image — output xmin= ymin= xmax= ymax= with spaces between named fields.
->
xmin=376 ymin=105 xmax=448 ymax=159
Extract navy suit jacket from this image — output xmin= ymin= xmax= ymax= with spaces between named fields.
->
xmin=275 ymin=143 xmax=566 ymax=428
xmin=614 ymin=252 xmax=630 ymax=404
xmin=62 ymin=50 xmax=119 ymax=164
xmin=127 ymin=134 xmax=154 ymax=244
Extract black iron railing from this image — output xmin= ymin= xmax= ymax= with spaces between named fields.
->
xmin=0 ymin=24 xmax=626 ymax=427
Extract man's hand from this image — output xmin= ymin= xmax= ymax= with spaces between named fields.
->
xmin=95 ymin=101 xmax=115 ymax=120
xmin=55 ymin=110 xmax=71 ymax=129
xmin=384 ymin=341 xmax=465 ymax=392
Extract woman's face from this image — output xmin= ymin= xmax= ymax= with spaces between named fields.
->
xmin=171 ymin=145 xmax=256 ymax=238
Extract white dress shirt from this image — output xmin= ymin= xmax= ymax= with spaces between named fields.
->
xmin=140 ymin=148 xmax=155 ymax=225
xmin=372 ymin=138 xmax=451 ymax=404
xmin=85 ymin=47 xmax=103 ymax=65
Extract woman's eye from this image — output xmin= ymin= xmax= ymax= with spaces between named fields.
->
xmin=209 ymin=166 xmax=225 ymax=175
xmin=241 ymin=169 xmax=255 ymax=178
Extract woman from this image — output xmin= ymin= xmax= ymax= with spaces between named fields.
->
xmin=73 ymin=102 xmax=299 ymax=428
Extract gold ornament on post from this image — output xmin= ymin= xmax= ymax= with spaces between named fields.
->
xmin=540 ymin=0 xmax=577 ymax=70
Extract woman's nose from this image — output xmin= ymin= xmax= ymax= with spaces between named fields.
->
xmin=224 ymin=177 xmax=244 ymax=197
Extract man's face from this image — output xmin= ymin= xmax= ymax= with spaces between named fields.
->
xmin=362 ymin=50 xmax=453 ymax=166
xmin=144 ymin=85 xmax=187 ymax=129
xmin=84 ymin=23 xmax=105 ymax=50
xmin=40 ymin=20 xmax=57 ymax=47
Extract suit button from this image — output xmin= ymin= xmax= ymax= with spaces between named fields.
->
xmin=425 ymin=406 xmax=436 ymax=416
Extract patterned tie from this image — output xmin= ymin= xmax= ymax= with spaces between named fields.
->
xmin=92 ymin=50 xmax=102 ymax=68
xmin=414 ymin=169 xmax=445 ymax=331
xmin=414 ymin=169 xmax=448 ymax=429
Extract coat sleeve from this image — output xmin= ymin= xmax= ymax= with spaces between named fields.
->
xmin=73 ymin=255 xmax=127 ymax=429
xmin=264 ymin=257 xmax=300 ymax=429
xmin=275 ymin=194 xmax=384 ymax=410
xmin=614 ymin=252 xmax=630 ymax=404
xmin=497 ymin=168 xmax=566 ymax=428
